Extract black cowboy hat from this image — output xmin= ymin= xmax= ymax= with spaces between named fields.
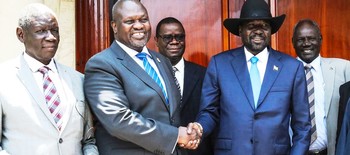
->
xmin=223 ymin=0 xmax=286 ymax=36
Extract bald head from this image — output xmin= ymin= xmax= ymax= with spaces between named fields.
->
xmin=111 ymin=0 xmax=146 ymax=22
xmin=110 ymin=0 xmax=151 ymax=52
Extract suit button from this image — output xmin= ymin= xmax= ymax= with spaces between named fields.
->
xmin=250 ymin=139 xmax=253 ymax=144
xmin=59 ymin=138 xmax=63 ymax=143
xmin=254 ymin=114 xmax=258 ymax=119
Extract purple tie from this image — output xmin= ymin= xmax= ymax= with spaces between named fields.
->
xmin=38 ymin=66 xmax=63 ymax=130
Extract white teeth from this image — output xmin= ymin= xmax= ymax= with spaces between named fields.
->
xmin=304 ymin=50 xmax=311 ymax=53
xmin=132 ymin=32 xmax=145 ymax=39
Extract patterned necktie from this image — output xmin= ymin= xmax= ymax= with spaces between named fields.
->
xmin=305 ymin=64 xmax=317 ymax=143
xmin=38 ymin=66 xmax=63 ymax=130
xmin=136 ymin=53 xmax=168 ymax=104
xmin=250 ymin=56 xmax=261 ymax=108
xmin=173 ymin=66 xmax=182 ymax=101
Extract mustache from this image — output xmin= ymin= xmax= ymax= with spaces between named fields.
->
xmin=249 ymin=34 xmax=266 ymax=39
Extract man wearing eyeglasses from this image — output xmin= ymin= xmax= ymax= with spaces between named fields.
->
xmin=154 ymin=17 xmax=213 ymax=155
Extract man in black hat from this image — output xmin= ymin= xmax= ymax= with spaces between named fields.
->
xmin=188 ymin=0 xmax=311 ymax=154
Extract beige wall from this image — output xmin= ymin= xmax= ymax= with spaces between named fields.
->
xmin=0 ymin=0 xmax=76 ymax=68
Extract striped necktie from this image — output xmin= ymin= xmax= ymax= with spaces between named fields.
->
xmin=305 ymin=64 xmax=317 ymax=143
xmin=173 ymin=66 xmax=182 ymax=101
xmin=136 ymin=53 xmax=168 ymax=104
xmin=38 ymin=66 xmax=64 ymax=130
xmin=250 ymin=56 xmax=261 ymax=108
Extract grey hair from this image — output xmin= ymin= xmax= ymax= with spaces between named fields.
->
xmin=18 ymin=3 xmax=57 ymax=29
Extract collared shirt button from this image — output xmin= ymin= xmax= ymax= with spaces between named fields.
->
xmin=59 ymin=138 xmax=63 ymax=143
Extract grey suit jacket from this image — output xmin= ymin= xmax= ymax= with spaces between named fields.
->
xmin=84 ymin=42 xmax=183 ymax=155
xmin=0 ymin=54 xmax=98 ymax=155
xmin=320 ymin=57 xmax=350 ymax=155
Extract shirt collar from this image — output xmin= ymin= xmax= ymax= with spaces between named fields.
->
xmin=297 ymin=54 xmax=321 ymax=71
xmin=173 ymin=58 xmax=185 ymax=72
xmin=115 ymin=40 xmax=150 ymax=58
xmin=23 ymin=52 xmax=58 ymax=73
xmin=244 ymin=47 xmax=269 ymax=63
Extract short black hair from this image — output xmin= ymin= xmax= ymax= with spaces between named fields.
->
xmin=155 ymin=17 xmax=185 ymax=37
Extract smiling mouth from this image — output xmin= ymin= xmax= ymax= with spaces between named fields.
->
xmin=303 ymin=49 xmax=313 ymax=54
xmin=251 ymin=37 xmax=265 ymax=44
xmin=132 ymin=32 xmax=145 ymax=39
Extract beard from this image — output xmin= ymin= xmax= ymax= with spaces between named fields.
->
xmin=242 ymin=33 xmax=271 ymax=54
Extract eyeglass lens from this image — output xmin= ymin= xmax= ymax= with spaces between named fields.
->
xmin=161 ymin=34 xmax=185 ymax=43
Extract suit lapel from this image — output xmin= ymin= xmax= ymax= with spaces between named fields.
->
xmin=112 ymin=43 xmax=171 ymax=112
xmin=150 ymin=51 xmax=178 ymax=115
xmin=55 ymin=62 xmax=75 ymax=131
xmin=16 ymin=55 xmax=58 ymax=128
xmin=256 ymin=49 xmax=283 ymax=108
xmin=321 ymin=58 xmax=335 ymax=116
xmin=231 ymin=48 xmax=256 ymax=109
xmin=182 ymin=61 xmax=197 ymax=105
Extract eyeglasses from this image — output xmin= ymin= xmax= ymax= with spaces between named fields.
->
xmin=158 ymin=34 xmax=185 ymax=43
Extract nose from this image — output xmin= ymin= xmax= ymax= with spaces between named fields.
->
xmin=303 ymin=38 xmax=311 ymax=46
xmin=133 ymin=21 xmax=144 ymax=29
xmin=45 ymin=30 xmax=58 ymax=41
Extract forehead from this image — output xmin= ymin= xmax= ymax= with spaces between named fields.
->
xmin=159 ymin=23 xmax=184 ymax=33
xmin=117 ymin=1 xmax=148 ymax=19
xmin=296 ymin=23 xmax=318 ymax=34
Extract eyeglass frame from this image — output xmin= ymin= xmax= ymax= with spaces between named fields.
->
xmin=157 ymin=34 xmax=186 ymax=43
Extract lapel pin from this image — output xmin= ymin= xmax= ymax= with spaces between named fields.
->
xmin=273 ymin=65 xmax=279 ymax=71
xmin=156 ymin=58 xmax=161 ymax=63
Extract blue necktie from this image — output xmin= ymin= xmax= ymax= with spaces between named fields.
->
xmin=136 ymin=53 xmax=168 ymax=104
xmin=250 ymin=56 xmax=261 ymax=108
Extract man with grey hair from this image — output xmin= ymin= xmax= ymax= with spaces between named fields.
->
xmin=0 ymin=3 xmax=98 ymax=155
xmin=292 ymin=19 xmax=350 ymax=155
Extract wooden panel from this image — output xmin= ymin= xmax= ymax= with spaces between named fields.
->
xmin=75 ymin=0 xmax=110 ymax=73
xmin=227 ymin=0 xmax=246 ymax=49
xmin=142 ymin=0 xmax=223 ymax=67
xmin=275 ymin=0 xmax=350 ymax=59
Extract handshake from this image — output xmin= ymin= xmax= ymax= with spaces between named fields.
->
xmin=177 ymin=122 xmax=203 ymax=149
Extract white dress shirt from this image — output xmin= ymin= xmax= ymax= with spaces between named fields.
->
xmin=298 ymin=55 xmax=327 ymax=151
xmin=23 ymin=52 xmax=69 ymax=130
xmin=173 ymin=58 xmax=185 ymax=96
xmin=244 ymin=47 xmax=269 ymax=83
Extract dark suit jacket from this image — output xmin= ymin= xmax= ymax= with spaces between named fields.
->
xmin=337 ymin=81 xmax=350 ymax=141
xmin=336 ymin=97 xmax=350 ymax=155
xmin=178 ymin=61 xmax=213 ymax=155
xmin=84 ymin=42 xmax=184 ymax=155
xmin=196 ymin=46 xmax=311 ymax=155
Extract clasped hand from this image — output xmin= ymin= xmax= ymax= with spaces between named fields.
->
xmin=177 ymin=122 xmax=203 ymax=149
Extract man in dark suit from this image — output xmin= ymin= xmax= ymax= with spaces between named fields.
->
xmin=337 ymin=81 xmax=350 ymax=141
xmin=84 ymin=0 xmax=198 ymax=155
xmin=188 ymin=0 xmax=311 ymax=154
xmin=336 ymin=97 xmax=350 ymax=155
xmin=154 ymin=17 xmax=213 ymax=155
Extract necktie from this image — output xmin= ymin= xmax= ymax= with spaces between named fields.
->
xmin=38 ymin=66 xmax=63 ymax=130
xmin=173 ymin=66 xmax=182 ymax=100
xmin=305 ymin=64 xmax=317 ymax=143
xmin=250 ymin=56 xmax=261 ymax=108
xmin=136 ymin=53 xmax=168 ymax=104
